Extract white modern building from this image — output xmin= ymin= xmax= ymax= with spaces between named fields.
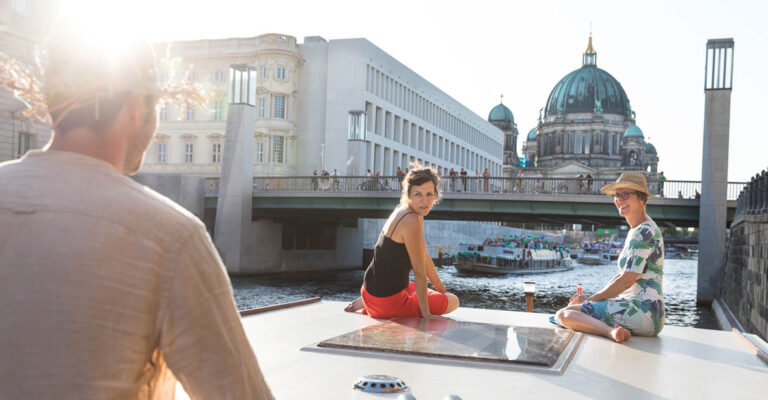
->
xmin=0 ymin=1 xmax=58 ymax=163
xmin=299 ymin=36 xmax=503 ymax=177
xmin=141 ymin=34 xmax=504 ymax=178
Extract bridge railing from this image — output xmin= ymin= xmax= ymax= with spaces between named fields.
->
xmin=735 ymin=168 xmax=768 ymax=216
xmin=203 ymin=176 xmax=746 ymax=200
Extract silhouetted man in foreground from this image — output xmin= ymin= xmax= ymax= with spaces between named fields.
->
xmin=0 ymin=18 xmax=273 ymax=400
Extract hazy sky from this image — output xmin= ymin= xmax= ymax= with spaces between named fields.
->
xmin=63 ymin=0 xmax=768 ymax=181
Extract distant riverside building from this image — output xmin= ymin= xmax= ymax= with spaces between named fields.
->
xmin=489 ymin=36 xmax=660 ymax=179
xmin=142 ymin=34 xmax=504 ymax=177
xmin=0 ymin=1 xmax=58 ymax=163
xmin=145 ymin=34 xmax=302 ymax=176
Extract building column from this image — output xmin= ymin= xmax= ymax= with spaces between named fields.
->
xmin=214 ymin=65 xmax=256 ymax=273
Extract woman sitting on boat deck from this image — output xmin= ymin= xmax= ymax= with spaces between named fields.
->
xmin=345 ymin=163 xmax=460 ymax=318
xmin=556 ymin=173 xmax=664 ymax=343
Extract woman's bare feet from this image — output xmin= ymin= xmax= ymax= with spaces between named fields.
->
xmin=344 ymin=297 xmax=364 ymax=312
xmin=609 ymin=324 xmax=631 ymax=343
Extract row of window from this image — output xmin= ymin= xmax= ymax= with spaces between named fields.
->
xmin=370 ymin=142 xmax=501 ymax=178
xmin=154 ymin=136 xmax=285 ymax=164
xmin=258 ymin=95 xmax=286 ymax=119
xmin=365 ymin=102 xmax=497 ymax=169
xmin=366 ymin=65 xmax=499 ymax=153
xmin=537 ymin=132 xmax=621 ymax=156
xmin=159 ymin=95 xmax=289 ymax=121
xmin=157 ymin=66 xmax=289 ymax=85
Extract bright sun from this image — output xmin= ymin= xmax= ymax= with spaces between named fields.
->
xmin=57 ymin=0 xmax=156 ymax=62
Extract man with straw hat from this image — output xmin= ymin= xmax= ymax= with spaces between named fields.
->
xmin=0 ymin=18 xmax=273 ymax=399
xmin=555 ymin=172 xmax=665 ymax=343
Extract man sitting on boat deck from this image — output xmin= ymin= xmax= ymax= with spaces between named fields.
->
xmin=555 ymin=173 xmax=665 ymax=343
xmin=0 ymin=18 xmax=272 ymax=399
xmin=345 ymin=164 xmax=460 ymax=318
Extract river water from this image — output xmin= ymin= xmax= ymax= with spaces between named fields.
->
xmin=232 ymin=258 xmax=717 ymax=329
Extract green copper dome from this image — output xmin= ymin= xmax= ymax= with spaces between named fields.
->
xmin=527 ymin=127 xmax=537 ymax=140
xmin=488 ymin=103 xmax=515 ymax=123
xmin=645 ymin=142 xmax=657 ymax=154
xmin=544 ymin=66 xmax=631 ymax=117
xmin=624 ymin=125 xmax=644 ymax=138
xmin=544 ymin=39 xmax=631 ymax=118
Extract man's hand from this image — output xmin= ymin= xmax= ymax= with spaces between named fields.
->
xmin=569 ymin=294 xmax=589 ymax=304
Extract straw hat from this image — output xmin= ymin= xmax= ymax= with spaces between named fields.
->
xmin=600 ymin=172 xmax=657 ymax=198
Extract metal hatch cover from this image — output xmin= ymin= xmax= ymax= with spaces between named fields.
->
xmin=304 ymin=317 xmax=583 ymax=375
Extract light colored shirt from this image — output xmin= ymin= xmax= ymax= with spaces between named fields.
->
xmin=0 ymin=150 xmax=273 ymax=400
xmin=618 ymin=219 xmax=664 ymax=302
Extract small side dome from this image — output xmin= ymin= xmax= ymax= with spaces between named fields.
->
xmin=527 ymin=127 xmax=537 ymax=140
xmin=488 ymin=103 xmax=515 ymax=123
xmin=624 ymin=125 xmax=644 ymax=138
xmin=645 ymin=142 xmax=657 ymax=154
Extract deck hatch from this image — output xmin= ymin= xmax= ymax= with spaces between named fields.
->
xmin=314 ymin=317 xmax=575 ymax=369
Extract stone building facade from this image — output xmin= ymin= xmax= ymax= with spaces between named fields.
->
xmin=143 ymin=34 xmax=302 ymax=176
xmin=491 ymin=37 xmax=661 ymax=179
xmin=0 ymin=1 xmax=59 ymax=163
xmin=141 ymin=34 xmax=503 ymax=178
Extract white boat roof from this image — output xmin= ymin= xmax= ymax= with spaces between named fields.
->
xmin=177 ymin=300 xmax=768 ymax=399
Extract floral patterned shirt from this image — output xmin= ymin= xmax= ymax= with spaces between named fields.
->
xmin=618 ymin=219 xmax=664 ymax=302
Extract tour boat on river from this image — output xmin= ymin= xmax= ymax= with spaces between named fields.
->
xmin=577 ymin=246 xmax=605 ymax=265
xmin=455 ymin=243 xmax=573 ymax=274
xmin=600 ymin=242 xmax=622 ymax=262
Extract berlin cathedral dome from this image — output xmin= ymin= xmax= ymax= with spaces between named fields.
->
xmin=544 ymin=54 xmax=632 ymax=119
xmin=489 ymin=36 xmax=660 ymax=179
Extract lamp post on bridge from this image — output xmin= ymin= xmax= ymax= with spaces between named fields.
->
xmin=697 ymin=39 xmax=734 ymax=305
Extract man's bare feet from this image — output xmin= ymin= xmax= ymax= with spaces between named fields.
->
xmin=344 ymin=297 xmax=364 ymax=312
xmin=609 ymin=324 xmax=631 ymax=343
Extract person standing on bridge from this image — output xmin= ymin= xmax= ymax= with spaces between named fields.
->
xmin=0 ymin=19 xmax=272 ymax=399
xmin=555 ymin=172 xmax=664 ymax=343
xmin=344 ymin=163 xmax=460 ymax=318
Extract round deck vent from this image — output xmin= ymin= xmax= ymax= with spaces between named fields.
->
xmin=353 ymin=375 xmax=408 ymax=393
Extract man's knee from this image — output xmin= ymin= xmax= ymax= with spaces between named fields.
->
xmin=555 ymin=305 xmax=580 ymax=322
xmin=555 ymin=308 xmax=567 ymax=323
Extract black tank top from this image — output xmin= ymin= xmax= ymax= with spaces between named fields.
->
xmin=363 ymin=212 xmax=415 ymax=297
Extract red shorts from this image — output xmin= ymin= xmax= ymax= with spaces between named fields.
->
xmin=361 ymin=282 xmax=449 ymax=319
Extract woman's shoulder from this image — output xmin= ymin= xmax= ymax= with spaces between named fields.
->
xmin=389 ymin=206 xmax=418 ymax=222
xmin=398 ymin=208 xmax=421 ymax=223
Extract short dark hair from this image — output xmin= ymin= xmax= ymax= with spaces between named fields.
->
xmin=400 ymin=162 xmax=441 ymax=205
xmin=636 ymin=191 xmax=648 ymax=203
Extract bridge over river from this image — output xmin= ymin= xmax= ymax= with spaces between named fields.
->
xmin=203 ymin=176 xmax=744 ymax=227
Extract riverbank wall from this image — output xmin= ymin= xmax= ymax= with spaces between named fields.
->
xmin=718 ymin=175 xmax=768 ymax=340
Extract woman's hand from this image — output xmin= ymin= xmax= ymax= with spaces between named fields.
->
xmin=569 ymin=294 xmax=589 ymax=305
xmin=432 ymin=281 xmax=447 ymax=293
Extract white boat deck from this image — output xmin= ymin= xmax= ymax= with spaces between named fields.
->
xmin=177 ymin=300 xmax=768 ymax=399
